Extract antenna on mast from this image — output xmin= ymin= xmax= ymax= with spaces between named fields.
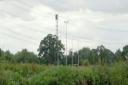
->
xmin=55 ymin=14 xmax=59 ymax=65
xmin=55 ymin=14 xmax=59 ymax=37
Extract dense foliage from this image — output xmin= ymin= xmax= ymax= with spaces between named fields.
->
xmin=0 ymin=62 xmax=128 ymax=85
xmin=38 ymin=34 xmax=65 ymax=64
xmin=0 ymin=34 xmax=128 ymax=65
xmin=0 ymin=48 xmax=40 ymax=64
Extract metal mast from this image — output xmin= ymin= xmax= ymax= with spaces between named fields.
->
xmin=71 ymin=39 xmax=74 ymax=66
xmin=55 ymin=14 xmax=59 ymax=37
xmin=55 ymin=14 xmax=59 ymax=65
xmin=77 ymin=41 xmax=80 ymax=66
xmin=64 ymin=21 xmax=69 ymax=66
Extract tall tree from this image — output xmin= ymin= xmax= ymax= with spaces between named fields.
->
xmin=0 ymin=48 xmax=3 ymax=57
xmin=96 ymin=45 xmax=114 ymax=64
xmin=67 ymin=50 xmax=74 ymax=65
xmin=122 ymin=45 xmax=128 ymax=60
xmin=78 ymin=47 xmax=91 ymax=64
xmin=115 ymin=49 xmax=122 ymax=61
xmin=38 ymin=34 xmax=65 ymax=64
xmin=90 ymin=49 xmax=99 ymax=64
xmin=79 ymin=47 xmax=91 ymax=60
xmin=4 ymin=50 xmax=14 ymax=62
xmin=15 ymin=49 xmax=39 ymax=63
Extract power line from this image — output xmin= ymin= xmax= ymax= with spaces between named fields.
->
xmin=58 ymin=29 xmax=128 ymax=44
xmin=97 ymin=27 xmax=128 ymax=32
xmin=77 ymin=40 xmax=80 ymax=66
xmin=64 ymin=20 xmax=69 ymax=66
xmin=17 ymin=0 xmax=34 ymax=8
xmin=1 ymin=27 xmax=37 ymax=41
xmin=17 ymin=23 xmax=55 ymax=34
xmin=71 ymin=39 xmax=74 ymax=66
xmin=10 ymin=1 xmax=31 ymax=12
xmin=0 ymin=31 xmax=37 ymax=45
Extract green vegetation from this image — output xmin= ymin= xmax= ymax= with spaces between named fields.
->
xmin=0 ymin=34 xmax=128 ymax=85
xmin=0 ymin=62 xmax=128 ymax=85
xmin=38 ymin=34 xmax=65 ymax=65
xmin=0 ymin=34 xmax=128 ymax=65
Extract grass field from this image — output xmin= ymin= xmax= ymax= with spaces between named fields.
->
xmin=0 ymin=62 xmax=128 ymax=85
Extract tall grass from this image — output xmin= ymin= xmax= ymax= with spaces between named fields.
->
xmin=0 ymin=62 xmax=127 ymax=85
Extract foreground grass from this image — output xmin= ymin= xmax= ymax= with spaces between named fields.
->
xmin=0 ymin=62 xmax=128 ymax=85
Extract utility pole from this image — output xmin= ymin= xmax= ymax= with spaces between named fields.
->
xmin=77 ymin=40 xmax=80 ymax=66
xmin=71 ymin=39 xmax=74 ymax=66
xmin=64 ymin=21 xmax=69 ymax=66
xmin=55 ymin=14 xmax=59 ymax=65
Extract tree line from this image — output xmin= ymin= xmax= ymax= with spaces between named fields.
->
xmin=0 ymin=34 xmax=128 ymax=65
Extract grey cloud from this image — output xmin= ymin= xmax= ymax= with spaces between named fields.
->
xmin=0 ymin=0 xmax=128 ymax=52
xmin=35 ymin=0 xmax=85 ymax=11
xmin=34 ymin=0 xmax=128 ymax=13
xmin=86 ymin=0 xmax=128 ymax=13
xmin=0 ymin=0 xmax=35 ymax=20
xmin=0 ymin=0 xmax=128 ymax=20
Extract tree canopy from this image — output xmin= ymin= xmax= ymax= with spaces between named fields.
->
xmin=0 ymin=34 xmax=128 ymax=65
xmin=38 ymin=34 xmax=65 ymax=64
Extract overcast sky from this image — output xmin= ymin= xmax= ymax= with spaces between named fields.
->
xmin=0 ymin=0 xmax=128 ymax=53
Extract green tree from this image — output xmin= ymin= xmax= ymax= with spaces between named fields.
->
xmin=67 ymin=50 xmax=74 ymax=65
xmin=0 ymin=48 xmax=4 ymax=62
xmin=38 ymin=34 xmax=65 ymax=64
xmin=78 ymin=47 xmax=91 ymax=64
xmin=73 ymin=52 xmax=79 ymax=65
xmin=4 ymin=50 xmax=14 ymax=62
xmin=122 ymin=45 xmax=128 ymax=60
xmin=79 ymin=47 xmax=91 ymax=59
xmin=115 ymin=49 xmax=122 ymax=61
xmin=96 ymin=45 xmax=114 ymax=64
xmin=0 ymin=49 xmax=14 ymax=63
xmin=0 ymin=48 xmax=3 ymax=57
xmin=15 ymin=49 xmax=39 ymax=63
xmin=90 ymin=49 xmax=99 ymax=64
